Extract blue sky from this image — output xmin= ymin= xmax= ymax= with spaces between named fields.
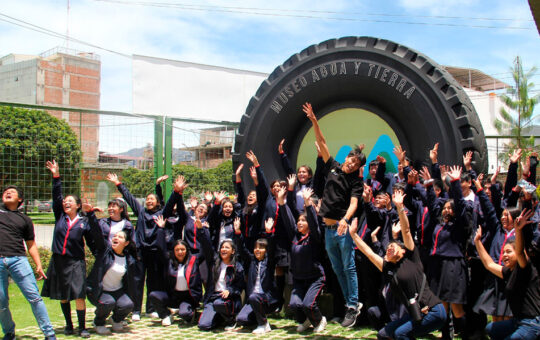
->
xmin=1 ymin=0 xmax=538 ymax=113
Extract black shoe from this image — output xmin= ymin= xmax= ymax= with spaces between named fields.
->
xmin=64 ymin=326 xmax=74 ymax=335
xmin=3 ymin=333 xmax=15 ymax=340
xmin=45 ymin=336 xmax=57 ymax=340
xmin=341 ymin=307 xmax=360 ymax=328
xmin=79 ymin=329 xmax=90 ymax=338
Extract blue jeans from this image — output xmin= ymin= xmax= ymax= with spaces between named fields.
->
xmin=325 ymin=229 xmax=358 ymax=308
xmin=486 ymin=317 xmax=540 ymax=340
xmin=381 ymin=303 xmax=447 ymax=340
xmin=0 ymin=256 xmax=54 ymax=337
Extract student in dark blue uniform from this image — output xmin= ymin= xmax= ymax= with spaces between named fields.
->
xmin=350 ymin=190 xmax=447 ymax=340
xmin=198 ymin=224 xmax=245 ymax=331
xmin=106 ymin=173 xmax=178 ymax=320
xmin=150 ymin=201 xmax=205 ymax=326
xmin=234 ymin=164 xmax=263 ymax=252
xmin=278 ymin=186 xmax=327 ymax=333
xmin=207 ymin=191 xmax=238 ymax=251
xmin=42 ymin=160 xmax=92 ymax=338
xmin=475 ymin=209 xmax=540 ymax=340
xmin=235 ymin=217 xmax=278 ymax=334
xmin=83 ymin=201 xmax=137 ymax=335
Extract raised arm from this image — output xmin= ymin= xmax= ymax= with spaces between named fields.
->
xmin=514 ymin=209 xmax=534 ymax=269
xmin=107 ymin=173 xmax=143 ymax=216
xmin=349 ymin=218 xmax=383 ymax=271
xmin=234 ymin=164 xmax=246 ymax=206
xmin=303 ymin=102 xmax=330 ymax=162
xmin=82 ymin=200 xmax=106 ymax=253
xmin=46 ymin=160 xmax=63 ymax=221
xmin=474 ymin=227 xmax=503 ymax=279
xmin=161 ymin=175 xmax=187 ymax=219
xmin=278 ymin=139 xmax=296 ymax=176
xmin=393 ymin=191 xmax=414 ymax=251
xmin=504 ymin=149 xmax=521 ymax=197
xmin=155 ymin=175 xmax=168 ymax=206
xmin=276 ymin=187 xmax=296 ymax=242
xmin=303 ymin=188 xmax=322 ymax=243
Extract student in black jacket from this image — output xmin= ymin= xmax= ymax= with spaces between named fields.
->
xmin=150 ymin=209 xmax=205 ymax=327
xmin=83 ymin=201 xmax=137 ymax=335
xmin=42 ymin=160 xmax=92 ymax=338
xmin=350 ymin=190 xmax=447 ymax=340
xmin=198 ymin=221 xmax=245 ymax=331
xmin=235 ymin=217 xmax=278 ymax=334
xmin=475 ymin=209 xmax=540 ymax=340
xmin=278 ymin=186 xmax=327 ymax=333
xmin=106 ymin=173 xmax=178 ymax=320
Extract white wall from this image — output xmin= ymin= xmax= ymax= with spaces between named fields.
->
xmin=132 ymin=55 xmax=268 ymax=122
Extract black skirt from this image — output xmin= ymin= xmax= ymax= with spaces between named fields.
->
xmin=42 ymin=254 xmax=86 ymax=300
xmin=427 ymin=256 xmax=467 ymax=304
xmin=473 ymin=274 xmax=512 ymax=317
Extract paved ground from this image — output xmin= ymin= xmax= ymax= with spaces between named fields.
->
xmin=16 ymin=308 xmax=378 ymax=339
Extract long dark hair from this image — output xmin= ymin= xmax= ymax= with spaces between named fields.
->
xmin=116 ymin=229 xmax=138 ymax=259
xmin=65 ymin=194 xmax=82 ymax=213
xmin=170 ymin=240 xmax=191 ymax=270
xmin=108 ymin=198 xmax=131 ymax=222
xmin=213 ymin=239 xmax=238 ymax=286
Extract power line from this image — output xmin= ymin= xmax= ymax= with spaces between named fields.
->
xmin=92 ymin=0 xmax=534 ymax=30
xmin=0 ymin=12 xmax=130 ymax=58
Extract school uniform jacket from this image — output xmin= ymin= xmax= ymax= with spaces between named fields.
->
xmin=51 ymin=177 xmax=91 ymax=259
xmin=85 ymin=211 xmax=138 ymax=306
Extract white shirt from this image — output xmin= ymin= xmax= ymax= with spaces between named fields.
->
xmin=219 ymin=226 xmax=227 ymax=249
xmin=102 ymin=254 xmax=127 ymax=292
xmin=175 ymin=264 xmax=188 ymax=291
xmin=253 ymin=261 xmax=263 ymax=294
xmin=464 ymin=191 xmax=476 ymax=203
xmin=215 ymin=262 xmax=228 ymax=292
xmin=108 ymin=220 xmax=126 ymax=244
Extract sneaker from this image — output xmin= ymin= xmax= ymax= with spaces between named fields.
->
xmin=330 ymin=316 xmax=342 ymax=323
xmin=341 ymin=307 xmax=360 ymax=328
xmin=111 ymin=322 xmax=124 ymax=332
xmin=95 ymin=325 xmax=111 ymax=335
xmin=296 ymin=319 xmax=311 ymax=332
xmin=64 ymin=326 xmax=74 ymax=335
xmin=313 ymin=316 xmax=327 ymax=333
xmin=150 ymin=312 xmax=160 ymax=319
xmin=131 ymin=313 xmax=141 ymax=322
xmin=79 ymin=329 xmax=91 ymax=338
xmin=44 ymin=336 xmax=57 ymax=340
xmin=3 ymin=333 xmax=15 ymax=340
xmin=252 ymin=322 xmax=271 ymax=334
xmin=161 ymin=315 xmax=172 ymax=326
xmin=224 ymin=322 xmax=238 ymax=331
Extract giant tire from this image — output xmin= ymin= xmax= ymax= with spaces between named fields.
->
xmin=233 ymin=36 xmax=487 ymax=182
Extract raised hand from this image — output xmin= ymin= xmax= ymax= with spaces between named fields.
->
xmin=246 ymin=150 xmax=259 ymax=167
xmin=521 ymin=156 xmax=531 ymax=178
xmin=509 ymin=148 xmax=522 ymax=164
xmin=463 ymin=151 xmax=473 ymax=170
xmin=46 ymin=160 xmax=60 ymax=177
xmin=302 ymin=187 xmax=314 ymax=206
xmin=195 ymin=218 xmax=203 ymax=230
xmin=447 ymin=165 xmax=462 ymax=182
xmin=392 ymin=190 xmax=406 ymax=208
xmin=474 ymin=225 xmax=483 ymax=243
xmin=235 ymin=164 xmax=244 ymax=182
xmin=204 ymin=191 xmax=213 ymax=203
xmin=473 ymin=173 xmax=484 ymax=191
xmin=189 ymin=197 xmax=198 ymax=209
xmin=249 ymin=166 xmax=258 ymax=185
xmin=362 ymin=183 xmax=373 ymax=202
xmin=278 ymin=139 xmax=285 ymax=154
xmin=276 ymin=186 xmax=287 ymax=206
xmin=376 ymin=155 xmax=386 ymax=164
xmin=419 ymin=166 xmax=431 ymax=182
xmin=264 ymin=218 xmax=274 ymax=233
xmin=430 ymin=143 xmax=439 ymax=164
xmin=491 ymin=166 xmax=500 ymax=184
xmin=155 ymin=215 xmax=166 ymax=228
xmin=174 ymin=175 xmax=188 ymax=194
xmin=371 ymin=226 xmax=381 ymax=243
xmin=106 ymin=173 xmax=121 ymax=186
xmin=156 ymin=175 xmax=169 ymax=185
xmin=407 ymin=169 xmax=418 ymax=185
xmin=514 ymin=209 xmax=534 ymax=231
xmin=81 ymin=199 xmax=94 ymax=214
xmin=393 ymin=145 xmax=406 ymax=164
xmin=302 ymin=102 xmax=316 ymax=121
xmin=287 ymin=174 xmax=297 ymax=190
xmin=213 ymin=191 xmax=226 ymax=204
xmin=233 ymin=217 xmax=241 ymax=234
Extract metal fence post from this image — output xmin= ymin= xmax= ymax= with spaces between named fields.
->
xmin=154 ymin=116 xmax=164 ymax=183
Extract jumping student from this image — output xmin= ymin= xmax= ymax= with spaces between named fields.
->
xmin=350 ymin=190 xmax=447 ymax=340
xmin=304 ymin=102 xmax=365 ymax=327
xmin=106 ymin=172 xmax=178 ymax=321
xmin=84 ymin=201 xmax=137 ymax=335
xmin=234 ymin=164 xmax=263 ymax=252
xmin=235 ymin=216 xmax=278 ymax=334
xmin=42 ymin=160 xmax=91 ymax=338
xmin=278 ymin=186 xmax=327 ymax=333
xmin=475 ymin=209 xmax=540 ymax=340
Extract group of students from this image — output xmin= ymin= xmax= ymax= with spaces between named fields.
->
xmin=1 ymin=102 xmax=539 ymax=340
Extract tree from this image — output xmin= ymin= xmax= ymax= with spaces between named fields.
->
xmin=0 ymin=106 xmax=82 ymax=204
xmin=495 ymin=56 xmax=539 ymax=164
